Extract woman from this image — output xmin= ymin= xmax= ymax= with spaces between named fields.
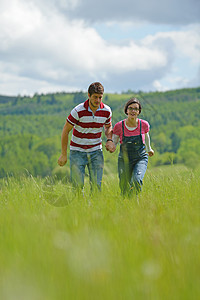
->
xmin=112 ymin=98 xmax=154 ymax=195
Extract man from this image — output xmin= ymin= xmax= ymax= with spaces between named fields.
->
xmin=58 ymin=82 xmax=115 ymax=190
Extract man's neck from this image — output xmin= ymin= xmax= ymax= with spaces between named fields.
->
xmin=89 ymin=105 xmax=98 ymax=114
xmin=89 ymin=102 xmax=99 ymax=113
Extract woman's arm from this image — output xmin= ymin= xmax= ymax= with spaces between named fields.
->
xmin=145 ymin=132 xmax=154 ymax=156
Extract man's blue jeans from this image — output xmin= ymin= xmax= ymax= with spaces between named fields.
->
xmin=70 ymin=149 xmax=104 ymax=190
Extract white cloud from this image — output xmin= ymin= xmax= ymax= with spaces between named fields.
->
xmin=142 ymin=25 xmax=200 ymax=64
xmin=0 ymin=0 xmax=199 ymax=95
xmin=0 ymin=1 xmax=42 ymax=42
xmin=153 ymin=80 xmax=168 ymax=91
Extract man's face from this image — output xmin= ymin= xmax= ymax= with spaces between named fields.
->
xmin=88 ymin=93 xmax=103 ymax=110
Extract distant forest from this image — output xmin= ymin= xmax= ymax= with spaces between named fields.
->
xmin=0 ymin=87 xmax=200 ymax=179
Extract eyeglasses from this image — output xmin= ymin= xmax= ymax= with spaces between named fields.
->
xmin=128 ymin=107 xmax=139 ymax=112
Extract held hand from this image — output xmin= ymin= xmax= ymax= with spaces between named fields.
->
xmin=105 ymin=141 xmax=116 ymax=153
xmin=148 ymin=150 xmax=154 ymax=157
xmin=57 ymin=154 xmax=67 ymax=166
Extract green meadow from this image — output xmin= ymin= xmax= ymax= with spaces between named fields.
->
xmin=0 ymin=165 xmax=199 ymax=300
xmin=0 ymin=87 xmax=200 ymax=299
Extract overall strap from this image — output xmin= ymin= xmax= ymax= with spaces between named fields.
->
xmin=122 ymin=120 xmax=125 ymax=138
xmin=139 ymin=119 xmax=142 ymax=135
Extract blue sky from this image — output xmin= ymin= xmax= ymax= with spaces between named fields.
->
xmin=0 ymin=0 xmax=199 ymax=96
xmin=94 ymin=23 xmax=180 ymax=41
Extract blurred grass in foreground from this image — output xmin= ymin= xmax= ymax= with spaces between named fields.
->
xmin=0 ymin=165 xmax=199 ymax=300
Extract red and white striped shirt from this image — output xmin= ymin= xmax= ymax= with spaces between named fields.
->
xmin=67 ymin=99 xmax=112 ymax=152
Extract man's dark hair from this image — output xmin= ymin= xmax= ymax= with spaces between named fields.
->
xmin=88 ymin=82 xmax=104 ymax=96
xmin=124 ymin=98 xmax=142 ymax=115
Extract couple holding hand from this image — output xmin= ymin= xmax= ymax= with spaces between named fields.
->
xmin=58 ymin=82 xmax=154 ymax=196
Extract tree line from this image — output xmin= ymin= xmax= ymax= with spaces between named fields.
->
xmin=0 ymin=87 xmax=200 ymax=178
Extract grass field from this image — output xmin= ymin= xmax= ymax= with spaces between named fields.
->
xmin=0 ymin=165 xmax=199 ymax=300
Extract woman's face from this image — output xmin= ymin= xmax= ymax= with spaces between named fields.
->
xmin=127 ymin=103 xmax=140 ymax=118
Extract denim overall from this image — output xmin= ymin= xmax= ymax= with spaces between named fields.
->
xmin=118 ymin=120 xmax=148 ymax=195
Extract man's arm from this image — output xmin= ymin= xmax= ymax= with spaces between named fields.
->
xmin=104 ymin=124 xmax=116 ymax=153
xmin=57 ymin=121 xmax=74 ymax=166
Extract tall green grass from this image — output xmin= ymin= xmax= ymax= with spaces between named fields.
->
xmin=0 ymin=165 xmax=199 ymax=300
